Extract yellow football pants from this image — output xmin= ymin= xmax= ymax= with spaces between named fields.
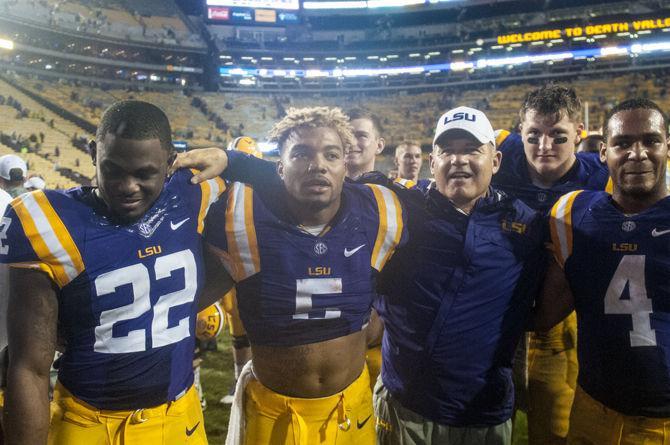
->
xmin=48 ymin=382 xmax=207 ymax=445
xmin=244 ymin=366 xmax=376 ymax=445
xmin=366 ymin=345 xmax=382 ymax=393
xmin=222 ymin=289 xmax=247 ymax=337
xmin=568 ymin=386 xmax=670 ymax=445
xmin=527 ymin=311 xmax=578 ymax=445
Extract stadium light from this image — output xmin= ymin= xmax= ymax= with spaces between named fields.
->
xmin=367 ymin=0 xmax=425 ymax=7
xmin=600 ymin=46 xmax=629 ymax=56
xmin=219 ymin=39 xmax=670 ymax=80
xmin=0 ymin=38 xmax=14 ymax=50
xmin=450 ymin=61 xmax=474 ymax=71
xmin=305 ymin=69 xmax=329 ymax=78
xmin=302 ymin=1 xmax=367 ymax=9
xmin=631 ymin=41 xmax=670 ymax=53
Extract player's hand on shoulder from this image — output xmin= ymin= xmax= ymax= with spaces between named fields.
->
xmin=170 ymin=148 xmax=228 ymax=184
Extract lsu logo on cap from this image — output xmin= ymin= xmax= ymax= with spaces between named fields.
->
xmin=444 ymin=112 xmax=477 ymax=124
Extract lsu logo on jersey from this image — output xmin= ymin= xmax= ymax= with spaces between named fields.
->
xmin=308 ymin=266 xmax=332 ymax=276
xmin=612 ymin=243 xmax=638 ymax=252
xmin=138 ymin=245 xmax=162 ymax=259
xmin=501 ymin=219 xmax=527 ymax=235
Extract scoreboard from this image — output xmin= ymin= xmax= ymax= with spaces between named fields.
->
xmin=205 ymin=0 xmax=300 ymax=25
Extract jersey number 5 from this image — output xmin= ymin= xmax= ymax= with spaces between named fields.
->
xmin=293 ymin=278 xmax=343 ymax=320
xmin=94 ymin=249 xmax=197 ymax=353
xmin=604 ymin=255 xmax=656 ymax=347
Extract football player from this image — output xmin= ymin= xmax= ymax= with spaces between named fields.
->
xmin=197 ymin=107 xmax=405 ymax=444
xmin=393 ymin=140 xmax=423 ymax=184
xmin=0 ymin=101 xmax=230 ymax=445
xmin=494 ymin=85 xmax=610 ymax=445
xmin=345 ymin=108 xmax=386 ymax=180
xmin=535 ymin=98 xmax=670 ymax=444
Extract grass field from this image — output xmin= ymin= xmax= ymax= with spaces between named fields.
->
xmin=200 ymin=335 xmax=234 ymax=443
xmin=200 ymin=334 xmax=531 ymax=444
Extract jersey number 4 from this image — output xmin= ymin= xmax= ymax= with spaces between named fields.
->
xmin=604 ymin=255 xmax=657 ymax=347
xmin=94 ymin=249 xmax=197 ymax=353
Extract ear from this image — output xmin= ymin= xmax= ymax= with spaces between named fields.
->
xmin=575 ymin=123 xmax=585 ymax=145
xmin=491 ymin=147 xmax=503 ymax=175
xmin=89 ymin=140 xmax=97 ymax=165
xmin=375 ymin=137 xmax=385 ymax=155
xmin=429 ymin=151 xmax=436 ymax=176
xmin=277 ymin=159 xmax=285 ymax=179
xmin=599 ymin=141 xmax=607 ymax=164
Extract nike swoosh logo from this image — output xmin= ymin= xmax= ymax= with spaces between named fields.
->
xmin=344 ymin=244 xmax=366 ymax=257
xmin=186 ymin=421 xmax=200 ymax=436
xmin=357 ymin=414 xmax=372 ymax=429
xmin=652 ymin=228 xmax=670 ymax=237
xmin=171 ymin=218 xmax=190 ymax=231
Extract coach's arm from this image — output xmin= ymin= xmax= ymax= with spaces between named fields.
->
xmin=4 ymin=267 xmax=58 ymax=445
xmin=532 ymin=256 xmax=575 ymax=332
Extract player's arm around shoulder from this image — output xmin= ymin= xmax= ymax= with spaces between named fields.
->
xmin=4 ymin=266 xmax=59 ymax=445
xmin=199 ymin=182 xmax=258 ymax=307
xmin=533 ymin=256 xmax=574 ymax=332
xmin=356 ymin=182 xmax=409 ymax=272
xmin=172 ymin=147 xmax=279 ymax=188
xmin=531 ymin=190 xmax=590 ymax=332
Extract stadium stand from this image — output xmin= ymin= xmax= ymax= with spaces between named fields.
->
xmin=7 ymin=70 xmax=670 ymax=152
xmin=0 ymin=76 xmax=94 ymax=185
xmin=0 ymin=0 xmax=204 ymax=48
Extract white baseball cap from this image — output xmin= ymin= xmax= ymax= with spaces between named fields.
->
xmin=24 ymin=176 xmax=46 ymax=190
xmin=0 ymin=154 xmax=27 ymax=181
xmin=433 ymin=106 xmax=496 ymax=147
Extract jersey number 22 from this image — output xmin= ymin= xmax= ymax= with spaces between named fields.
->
xmin=94 ymin=249 xmax=197 ymax=353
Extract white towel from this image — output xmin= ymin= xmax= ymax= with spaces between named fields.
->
xmin=225 ymin=360 xmax=255 ymax=445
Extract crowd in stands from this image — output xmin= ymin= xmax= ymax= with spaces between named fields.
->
xmin=2 ymin=25 xmax=202 ymax=68
xmin=0 ymin=0 xmax=204 ymax=48
xmin=8 ymin=69 xmax=670 ymax=150
xmin=4 ymin=66 xmax=670 ymax=193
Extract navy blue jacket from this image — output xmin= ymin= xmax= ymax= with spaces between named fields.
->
xmin=376 ymin=184 xmax=545 ymax=426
